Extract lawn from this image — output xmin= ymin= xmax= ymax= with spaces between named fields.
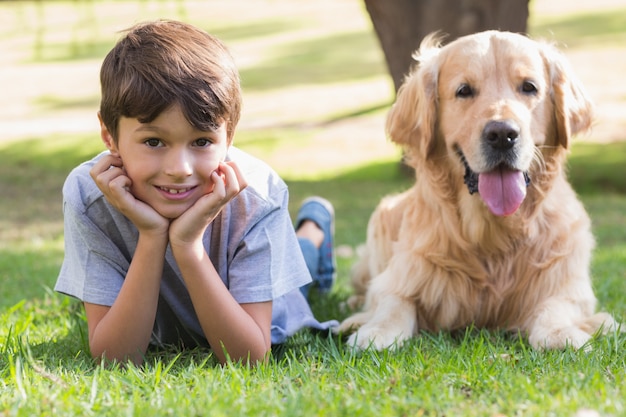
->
xmin=1 ymin=1 xmax=626 ymax=416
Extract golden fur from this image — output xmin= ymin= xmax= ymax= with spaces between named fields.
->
xmin=338 ymin=31 xmax=619 ymax=350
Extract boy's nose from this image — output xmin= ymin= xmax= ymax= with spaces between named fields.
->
xmin=164 ymin=149 xmax=193 ymax=178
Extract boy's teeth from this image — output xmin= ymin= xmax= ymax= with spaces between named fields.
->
xmin=161 ymin=187 xmax=188 ymax=194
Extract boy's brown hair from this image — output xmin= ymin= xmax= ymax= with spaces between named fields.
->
xmin=99 ymin=20 xmax=242 ymax=143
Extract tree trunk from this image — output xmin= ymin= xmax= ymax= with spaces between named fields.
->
xmin=364 ymin=0 xmax=530 ymax=92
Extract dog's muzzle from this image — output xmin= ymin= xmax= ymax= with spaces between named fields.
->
xmin=456 ymin=120 xmax=534 ymax=216
xmin=459 ymin=149 xmax=530 ymax=216
xmin=458 ymin=120 xmax=532 ymax=196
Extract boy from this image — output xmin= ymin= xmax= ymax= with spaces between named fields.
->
xmin=55 ymin=20 xmax=337 ymax=366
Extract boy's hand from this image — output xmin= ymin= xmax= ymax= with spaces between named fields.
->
xmin=90 ymin=153 xmax=169 ymax=236
xmin=169 ymin=161 xmax=248 ymax=248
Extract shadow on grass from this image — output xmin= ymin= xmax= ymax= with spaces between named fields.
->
xmin=239 ymin=30 xmax=385 ymax=91
xmin=567 ymin=141 xmax=626 ymax=194
xmin=0 ymin=135 xmax=104 ymax=232
xmin=286 ymin=160 xmax=413 ymax=246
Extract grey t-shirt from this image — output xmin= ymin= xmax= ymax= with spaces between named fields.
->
xmin=55 ymin=147 xmax=336 ymax=347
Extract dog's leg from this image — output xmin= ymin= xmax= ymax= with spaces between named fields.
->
xmin=344 ymin=245 xmax=371 ymax=310
xmin=345 ymin=292 xmax=417 ymax=351
xmin=342 ymin=269 xmax=418 ymax=351
xmin=526 ymin=298 xmax=617 ymax=350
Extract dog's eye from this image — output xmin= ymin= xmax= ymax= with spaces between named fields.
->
xmin=455 ymin=84 xmax=475 ymax=98
xmin=521 ymin=80 xmax=538 ymax=95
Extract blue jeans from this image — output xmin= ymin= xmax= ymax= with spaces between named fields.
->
xmin=298 ymin=237 xmax=332 ymax=298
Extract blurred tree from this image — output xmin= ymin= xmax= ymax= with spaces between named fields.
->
xmin=364 ymin=0 xmax=530 ymax=92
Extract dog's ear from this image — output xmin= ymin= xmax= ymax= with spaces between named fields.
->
xmin=545 ymin=44 xmax=594 ymax=149
xmin=386 ymin=36 xmax=441 ymax=163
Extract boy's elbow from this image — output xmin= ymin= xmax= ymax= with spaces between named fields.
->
xmin=90 ymin=345 xmax=145 ymax=367
xmin=219 ymin=345 xmax=271 ymax=366
xmin=249 ymin=345 xmax=272 ymax=365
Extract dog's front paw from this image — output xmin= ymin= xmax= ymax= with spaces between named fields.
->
xmin=528 ymin=326 xmax=592 ymax=351
xmin=528 ymin=312 xmax=620 ymax=351
xmin=345 ymin=324 xmax=412 ymax=351
xmin=335 ymin=311 xmax=371 ymax=335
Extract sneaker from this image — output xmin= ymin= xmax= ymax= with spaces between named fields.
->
xmin=295 ymin=196 xmax=336 ymax=294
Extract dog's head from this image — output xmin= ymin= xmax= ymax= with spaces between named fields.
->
xmin=387 ymin=31 xmax=594 ymax=217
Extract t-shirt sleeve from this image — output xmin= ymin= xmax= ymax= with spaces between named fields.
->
xmin=224 ymin=187 xmax=312 ymax=304
xmin=55 ymin=190 xmax=129 ymax=307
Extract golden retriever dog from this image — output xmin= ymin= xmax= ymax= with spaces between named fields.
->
xmin=338 ymin=30 xmax=620 ymax=351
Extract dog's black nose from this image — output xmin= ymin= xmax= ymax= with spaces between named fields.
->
xmin=482 ymin=120 xmax=520 ymax=150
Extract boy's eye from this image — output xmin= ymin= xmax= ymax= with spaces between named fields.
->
xmin=194 ymin=138 xmax=211 ymax=147
xmin=145 ymin=138 xmax=162 ymax=147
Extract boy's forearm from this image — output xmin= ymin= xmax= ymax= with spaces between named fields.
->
xmin=171 ymin=242 xmax=272 ymax=365
xmin=88 ymin=231 xmax=168 ymax=364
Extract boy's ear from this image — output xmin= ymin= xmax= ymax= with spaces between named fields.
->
xmin=97 ymin=112 xmax=119 ymax=155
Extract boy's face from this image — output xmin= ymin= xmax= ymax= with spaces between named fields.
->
xmin=100 ymin=103 xmax=230 ymax=219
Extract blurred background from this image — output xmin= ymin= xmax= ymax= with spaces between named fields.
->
xmin=2 ymin=0 xmax=625 ymax=157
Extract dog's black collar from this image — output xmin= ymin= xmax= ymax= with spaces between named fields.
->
xmin=455 ymin=148 xmax=530 ymax=195
xmin=456 ymin=149 xmax=479 ymax=194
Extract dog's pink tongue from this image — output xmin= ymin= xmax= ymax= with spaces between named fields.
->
xmin=478 ymin=168 xmax=527 ymax=216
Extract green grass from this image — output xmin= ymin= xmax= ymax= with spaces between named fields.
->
xmin=2 ymin=298 xmax=625 ymax=416
xmin=2 ymin=1 xmax=626 ymax=416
